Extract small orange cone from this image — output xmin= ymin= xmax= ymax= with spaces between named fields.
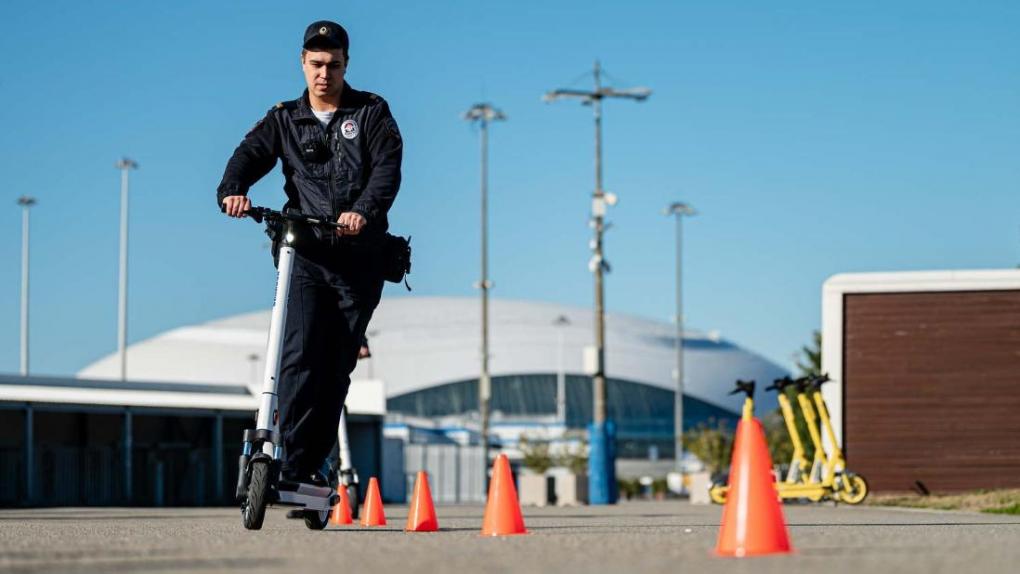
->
xmin=405 ymin=471 xmax=439 ymax=532
xmin=329 ymin=485 xmax=353 ymax=526
xmin=481 ymin=454 xmax=527 ymax=536
xmin=360 ymin=477 xmax=386 ymax=527
xmin=715 ymin=417 xmax=793 ymax=557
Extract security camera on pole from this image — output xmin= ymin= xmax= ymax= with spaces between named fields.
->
xmin=545 ymin=61 xmax=650 ymax=505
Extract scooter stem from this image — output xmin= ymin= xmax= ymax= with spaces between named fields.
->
xmin=255 ymin=226 xmax=296 ymax=455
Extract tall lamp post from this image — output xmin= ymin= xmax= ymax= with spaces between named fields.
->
xmin=115 ymin=157 xmax=137 ymax=381
xmin=17 ymin=196 xmax=36 ymax=376
xmin=553 ymin=315 xmax=571 ymax=426
xmin=545 ymin=61 xmax=650 ymax=504
xmin=463 ymin=103 xmax=505 ymax=476
xmin=664 ymin=202 xmax=696 ymax=472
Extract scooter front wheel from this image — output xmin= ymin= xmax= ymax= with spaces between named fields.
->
xmin=241 ymin=460 xmax=270 ymax=530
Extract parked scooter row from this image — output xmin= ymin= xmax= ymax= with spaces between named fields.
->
xmin=708 ymin=375 xmax=869 ymax=505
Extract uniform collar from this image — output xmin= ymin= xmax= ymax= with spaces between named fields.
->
xmin=295 ymin=82 xmax=362 ymax=121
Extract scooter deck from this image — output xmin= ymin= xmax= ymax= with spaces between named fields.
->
xmin=275 ymin=480 xmax=335 ymax=512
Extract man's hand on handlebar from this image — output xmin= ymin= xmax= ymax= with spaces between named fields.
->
xmin=336 ymin=212 xmax=366 ymax=236
xmin=222 ymin=196 xmax=251 ymax=218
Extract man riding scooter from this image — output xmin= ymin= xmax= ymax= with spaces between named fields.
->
xmin=218 ymin=19 xmax=402 ymax=505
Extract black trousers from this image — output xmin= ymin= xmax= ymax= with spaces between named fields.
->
xmin=276 ymin=246 xmax=384 ymax=478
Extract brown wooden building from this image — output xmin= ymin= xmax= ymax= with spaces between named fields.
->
xmin=821 ymin=270 xmax=1020 ymax=493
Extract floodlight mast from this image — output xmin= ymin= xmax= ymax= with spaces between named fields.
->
xmin=16 ymin=196 xmax=36 ymax=376
xmin=463 ymin=103 xmax=505 ymax=481
xmin=664 ymin=201 xmax=696 ymax=472
xmin=544 ymin=60 xmax=651 ymax=504
xmin=115 ymin=157 xmax=138 ymax=382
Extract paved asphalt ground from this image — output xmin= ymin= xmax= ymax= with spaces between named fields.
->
xmin=1 ymin=501 xmax=1018 ymax=573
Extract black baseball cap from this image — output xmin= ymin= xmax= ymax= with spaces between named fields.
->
xmin=303 ymin=20 xmax=349 ymax=52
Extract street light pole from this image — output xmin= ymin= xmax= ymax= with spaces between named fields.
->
xmin=17 ymin=196 xmax=36 ymax=377
xmin=665 ymin=202 xmax=696 ymax=472
xmin=553 ymin=315 xmax=570 ymax=426
xmin=463 ymin=103 xmax=505 ymax=474
xmin=545 ymin=61 xmax=650 ymax=504
xmin=115 ymin=158 xmax=138 ymax=382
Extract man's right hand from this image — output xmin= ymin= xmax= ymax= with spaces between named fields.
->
xmin=221 ymin=196 xmax=252 ymax=218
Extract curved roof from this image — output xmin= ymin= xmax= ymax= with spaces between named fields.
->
xmin=78 ymin=296 xmax=788 ymax=413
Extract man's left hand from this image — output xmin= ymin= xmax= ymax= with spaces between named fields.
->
xmin=337 ymin=212 xmax=366 ymax=236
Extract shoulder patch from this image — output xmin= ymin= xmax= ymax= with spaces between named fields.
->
xmin=269 ymin=100 xmax=297 ymax=113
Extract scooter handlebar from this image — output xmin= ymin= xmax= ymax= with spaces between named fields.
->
xmin=729 ymin=379 xmax=756 ymax=398
xmin=222 ymin=203 xmax=348 ymax=230
xmin=795 ymin=373 xmax=832 ymax=392
xmin=765 ymin=375 xmax=797 ymax=392
xmin=808 ymin=373 xmax=831 ymax=389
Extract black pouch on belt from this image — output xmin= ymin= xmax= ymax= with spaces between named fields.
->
xmin=381 ymin=233 xmax=412 ymax=290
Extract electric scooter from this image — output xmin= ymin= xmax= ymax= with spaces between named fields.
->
xmin=800 ymin=374 xmax=868 ymax=504
xmin=708 ymin=380 xmax=757 ymax=504
xmin=765 ymin=376 xmax=812 ymax=484
xmin=793 ymin=376 xmax=828 ymax=483
xmin=233 ymin=205 xmax=346 ymax=530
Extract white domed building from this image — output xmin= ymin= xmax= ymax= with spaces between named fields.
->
xmin=80 ymin=296 xmax=788 ymax=461
xmin=0 ymin=296 xmax=789 ymax=506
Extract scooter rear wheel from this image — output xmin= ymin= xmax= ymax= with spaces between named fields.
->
xmin=241 ymin=460 xmax=270 ymax=530
xmin=709 ymin=484 xmax=727 ymax=505
xmin=347 ymin=483 xmax=360 ymax=520
xmin=839 ymin=474 xmax=869 ymax=505
xmin=303 ymin=508 xmax=329 ymax=530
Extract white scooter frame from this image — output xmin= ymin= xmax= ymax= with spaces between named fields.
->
xmin=335 ymin=406 xmax=361 ymax=518
xmin=234 ymin=206 xmax=346 ymax=531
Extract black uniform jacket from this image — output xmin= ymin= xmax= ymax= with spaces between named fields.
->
xmin=217 ymin=83 xmax=402 ymax=247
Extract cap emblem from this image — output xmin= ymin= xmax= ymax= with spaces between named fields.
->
xmin=319 ymin=26 xmax=329 ymax=35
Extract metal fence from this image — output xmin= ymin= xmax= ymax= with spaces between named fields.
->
xmin=0 ymin=445 xmax=232 ymax=507
xmin=402 ymin=444 xmax=486 ymax=503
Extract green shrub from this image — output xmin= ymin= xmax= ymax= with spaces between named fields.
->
xmin=518 ymin=435 xmax=554 ymax=474
xmin=682 ymin=420 xmax=734 ymax=476
xmin=556 ymin=443 xmax=588 ymax=475
xmin=618 ymin=478 xmax=641 ymax=500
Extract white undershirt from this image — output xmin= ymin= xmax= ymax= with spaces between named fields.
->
xmin=311 ymin=109 xmax=334 ymax=128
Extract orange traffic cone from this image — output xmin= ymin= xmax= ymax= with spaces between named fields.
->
xmin=361 ymin=477 xmax=386 ymax=527
xmin=405 ymin=471 xmax=439 ymax=532
xmin=715 ymin=417 xmax=793 ymax=557
xmin=329 ymin=485 xmax=353 ymax=526
xmin=481 ymin=454 xmax=527 ymax=536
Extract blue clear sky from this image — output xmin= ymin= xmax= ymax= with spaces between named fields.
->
xmin=1 ymin=1 xmax=1018 ymax=376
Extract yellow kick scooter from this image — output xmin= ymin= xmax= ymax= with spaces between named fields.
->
xmin=708 ymin=377 xmax=869 ymax=504
xmin=765 ymin=376 xmax=812 ymax=485
xmin=708 ymin=380 xmax=759 ymax=504
xmin=798 ymin=374 xmax=868 ymax=504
